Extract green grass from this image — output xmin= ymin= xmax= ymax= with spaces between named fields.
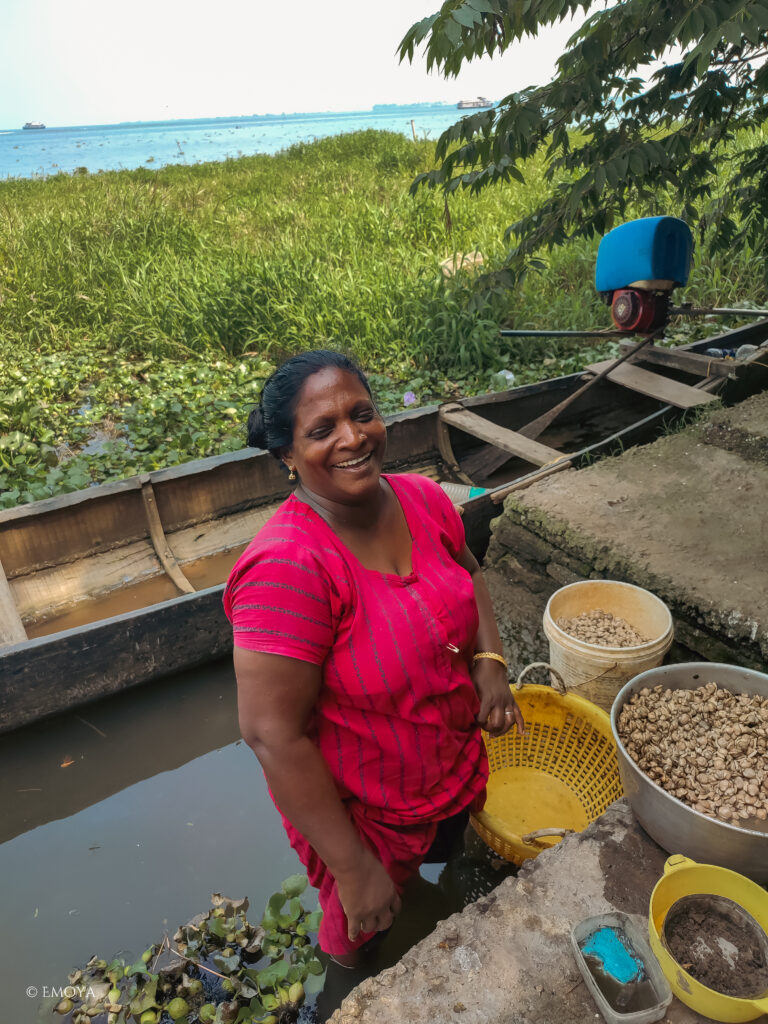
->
xmin=0 ymin=128 xmax=765 ymax=507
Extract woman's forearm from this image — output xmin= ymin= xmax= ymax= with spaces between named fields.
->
xmin=470 ymin=565 xmax=505 ymax=657
xmin=249 ymin=733 xmax=365 ymax=877
xmin=468 ymin=563 xmax=524 ymax=736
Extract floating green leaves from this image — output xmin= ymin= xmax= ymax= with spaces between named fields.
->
xmin=45 ymin=884 xmax=323 ymax=1024
xmin=0 ymin=350 xmax=271 ymax=508
xmin=128 ymin=977 xmax=158 ymax=1016
xmin=279 ymin=874 xmax=307 ymax=899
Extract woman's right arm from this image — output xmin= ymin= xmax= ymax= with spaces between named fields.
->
xmin=234 ymin=646 xmax=401 ymax=941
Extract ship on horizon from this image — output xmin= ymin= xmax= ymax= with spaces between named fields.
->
xmin=23 ymin=121 xmax=46 ymax=129
xmin=456 ymin=97 xmax=492 ymax=109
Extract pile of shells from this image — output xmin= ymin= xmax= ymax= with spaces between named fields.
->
xmin=556 ymin=608 xmax=648 ymax=647
xmin=618 ymin=682 xmax=768 ymax=823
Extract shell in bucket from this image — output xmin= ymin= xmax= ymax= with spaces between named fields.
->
xmin=543 ymin=580 xmax=674 ymax=713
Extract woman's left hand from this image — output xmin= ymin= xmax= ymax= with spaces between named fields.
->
xmin=472 ymin=658 xmax=525 ymax=738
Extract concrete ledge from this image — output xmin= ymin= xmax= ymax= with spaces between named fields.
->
xmin=329 ymin=801 xmax=708 ymax=1023
xmin=700 ymin=389 xmax=768 ymax=465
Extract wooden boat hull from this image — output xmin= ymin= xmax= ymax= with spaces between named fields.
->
xmin=1 ymin=327 xmax=767 ymax=733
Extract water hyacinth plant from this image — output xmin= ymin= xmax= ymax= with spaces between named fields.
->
xmin=44 ymin=879 xmax=323 ymax=1024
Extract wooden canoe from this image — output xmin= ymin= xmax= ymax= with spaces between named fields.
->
xmin=1 ymin=325 xmax=767 ymax=733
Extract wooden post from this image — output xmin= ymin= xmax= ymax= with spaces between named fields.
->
xmin=411 ymin=119 xmax=417 ymax=142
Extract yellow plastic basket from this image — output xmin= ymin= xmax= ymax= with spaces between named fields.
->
xmin=470 ymin=664 xmax=623 ymax=865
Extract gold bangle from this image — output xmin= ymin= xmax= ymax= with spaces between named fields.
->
xmin=472 ymin=651 xmax=508 ymax=670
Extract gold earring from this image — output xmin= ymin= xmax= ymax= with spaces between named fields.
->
xmin=288 ymin=466 xmax=296 ymax=481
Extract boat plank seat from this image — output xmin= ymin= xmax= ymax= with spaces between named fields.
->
xmin=585 ymin=360 xmax=719 ymax=409
xmin=439 ymin=403 xmax=560 ymax=467
xmin=617 ymin=343 xmax=734 ymax=378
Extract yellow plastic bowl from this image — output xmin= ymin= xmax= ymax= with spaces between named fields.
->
xmin=470 ymin=681 xmax=623 ymax=864
xmin=649 ymin=854 xmax=768 ymax=1022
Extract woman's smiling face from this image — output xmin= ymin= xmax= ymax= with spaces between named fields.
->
xmin=283 ymin=367 xmax=386 ymax=505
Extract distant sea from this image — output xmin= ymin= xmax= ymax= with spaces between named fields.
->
xmin=0 ymin=104 xmax=470 ymax=180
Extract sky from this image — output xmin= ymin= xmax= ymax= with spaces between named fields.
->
xmin=0 ymin=0 xmax=580 ymax=128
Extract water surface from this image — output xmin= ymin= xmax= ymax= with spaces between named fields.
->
xmin=0 ymin=660 xmax=301 ymax=1022
xmin=0 ymin=105 xmax=467 ymax=179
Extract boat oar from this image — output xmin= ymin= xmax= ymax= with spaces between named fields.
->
xmin=516 ymin=328 xmax=663 ymax=441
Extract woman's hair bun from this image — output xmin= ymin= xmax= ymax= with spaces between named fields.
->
xmin=246 ymin=406 xmax=268 ymax=449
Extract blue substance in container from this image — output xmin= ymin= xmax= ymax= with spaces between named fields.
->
xmin=581 ymin=926 xmax=645 ymax=985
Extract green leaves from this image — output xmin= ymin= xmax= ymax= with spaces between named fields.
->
xmin=398 ymin=0 xmax=768 ymax=275
xmin=280 ymin=874 xmax=308 ymax=898
xmin=399 ymin=0 xmax=594 ymax=76
xmin=128 ymin=977 xmax=159 ymax=1015
xmin=213 ymin=952 xmax=242 ymax=974
xmin=263 ymin=892 xmax=286 ymax=924
xmin=124 ymin=960 xmax=154 ymax=978
xmin=304 ymin=910 xmax=322 ymax=931
xmin=206 ymin=915 xmax=228 ymax=940
xmin=0 ymin=348 xmax=268 ymax=508
xmin=251 ymin=959 xmax=290 ymax=989
xmin=46 ymin=883 xmax=323 ymax=1024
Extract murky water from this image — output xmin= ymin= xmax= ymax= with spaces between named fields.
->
xmin=0 ymin=660 xmax=301 ymax=1022
xmin=0 ymin=658 xmax=512 ymax=1022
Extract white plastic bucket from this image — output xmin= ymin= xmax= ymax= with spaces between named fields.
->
xmin=543 ymin=580 xmax=673 ymax=712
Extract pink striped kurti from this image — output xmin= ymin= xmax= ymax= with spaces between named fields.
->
xmin=224 ymin=473 xmax=488 ymax=953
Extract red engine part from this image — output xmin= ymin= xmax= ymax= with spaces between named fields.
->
xmin=610 ymin=289 xmax=669 ymax=331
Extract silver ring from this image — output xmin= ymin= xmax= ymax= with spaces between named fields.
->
xmin=504 ymin=710 xmax=515 ymax=716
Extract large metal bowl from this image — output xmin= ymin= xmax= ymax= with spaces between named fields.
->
xmin=610 ymin=662 xmax=768 ymax=883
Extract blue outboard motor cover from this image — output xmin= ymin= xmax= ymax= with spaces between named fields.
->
xmin=595 ymin=216 xmax=693 ymax=292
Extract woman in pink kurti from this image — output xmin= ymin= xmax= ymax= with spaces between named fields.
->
xmin=225 ymin=351 xmax=523 ymax=962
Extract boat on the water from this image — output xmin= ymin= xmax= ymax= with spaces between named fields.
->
xmin=1 ymin=326 xmax=767 ymax=734
xmin=22 ymin=121 xmax=46 ymax=129
xmin=457 ymin=97 xmax=492 ymax=109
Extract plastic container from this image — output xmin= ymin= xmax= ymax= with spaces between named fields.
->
xmin=543 ymin=580 xmax=673 ymax=712
xmin=469 ymin=670 xmax=622 ymax=864
xmin=571 ymin=911 xmax=672 ymax=1024
xmin=649 ymin=855 xmax=768 ymax=1022
xmin=438 ymin=482 xmax=488 ymax=502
